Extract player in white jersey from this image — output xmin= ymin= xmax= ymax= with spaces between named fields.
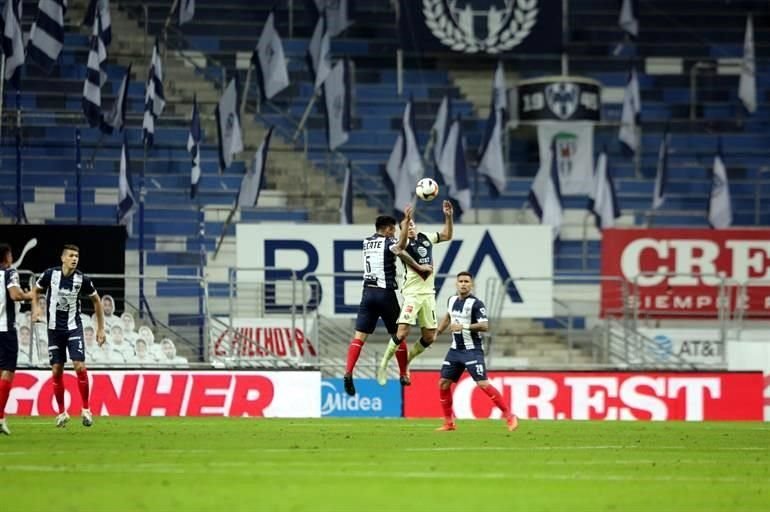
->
xmin=376 ymin=200 xmax=453 ymax=385
xmin=0 ymin=244 xmax=34 ymax=435
xmin=434 ymin=272 xmax=518 ymax=432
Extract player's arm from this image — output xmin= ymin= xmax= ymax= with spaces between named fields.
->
xmin=436 ymin=312 xmax=451 ymax=335
xmin=396 ymin=251 xmax=432 ymax=275
xmin=85 ymin=277 xmax=106 ymax=345
xmin=438 ymin=200 xmax=454 ymax=242
xmin=30 ymin=269 xmax=50 ymax=322
xmin=396 ymin=204 xmax=413 ymax=252
xmin=6 ymin=269 xmax=30 ymax=302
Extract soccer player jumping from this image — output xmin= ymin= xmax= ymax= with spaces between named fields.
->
xmin=435 ymin=272 xmax=518 ymax=432
xmin=32 ymin=244 xmax=106 ymax=427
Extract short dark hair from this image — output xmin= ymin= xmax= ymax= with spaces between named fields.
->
xmin=375 ymin=215 xmax=397 ymax=231
xmin=62 ymin=244 xmax=80 ymax=255
xmin=0 ymin=244 xmax=11 ymax=262
xmin=457 ymin=271 xmax=473 ymax=281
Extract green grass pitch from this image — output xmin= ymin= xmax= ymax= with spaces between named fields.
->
xmin=2 ymin=417 xmax=769 ymax=511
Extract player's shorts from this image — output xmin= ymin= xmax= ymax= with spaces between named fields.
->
xmin=0 ymin=331 xmax=19 ymax=371
xmin=354 ymin=286 xmax=400 ymax=334
xmin=397 ymin=293 xmax=437 ymax=329
xmin=48 ymin=328 xmax=85 ymax=365
xmin=441 ymin=348 xmax=487 ymax=382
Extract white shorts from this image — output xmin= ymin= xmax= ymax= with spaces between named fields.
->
xmin=397 ymin=294 xmax=437 ymax=329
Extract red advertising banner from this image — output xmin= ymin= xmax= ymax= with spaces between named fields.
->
xmin=7 ymin=371 xmax=321 ymax=417
xmin=404 ymin=371 xmax=764 ymax=421
xmin=601 ymin=228 xmax=770 ymax=317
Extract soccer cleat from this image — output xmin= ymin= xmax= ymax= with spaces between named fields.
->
xmin=55 ymin=412 xmax=70 ymax=428
xmin=0 ymin=419 xmax=10 ymax=435
xmin=343 ymin=373 xmax=356 ymax=396
xmin=399 ymin=373 xmax=411 ymax=386
xmin=376 ymin=365 xmax=388 ymax=386
xmin=435 ymin=421 xmax=456 ymax=432
xmin=506 ymin=414 xmax=519 ymax=432
xmin=81 ymin=408 xmax=94 ymax=427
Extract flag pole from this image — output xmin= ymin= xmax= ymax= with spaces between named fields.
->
xmin=15 ymin=90 xmax=26 ymax=224
xmin=293 ymin=90 xmax=319 ymax=141
xmin=76 ymin=129 xmax=82 ymax=224
xmin=240 ymin=65 xmax=252 ymax=119
xmin=88 ymin=132 xmax=105 ymax=168
xmin=197 ymin=200 xmax=207 ymax=358
xmin=139 ymin=139 xmax=147 ymax=319
xmin=0 ymin=55 xmax=5 ymax=146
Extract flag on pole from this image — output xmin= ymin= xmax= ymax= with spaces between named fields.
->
xmin=117 ymin=134 xmax=137 ymax=235
xmin=237 ymin=127 xmax=273 ymax=209
xmin=254 ymin=11 xmax=290 ymax=100
xmin=618 ymin=67 xmax=641 ymax=153
xmin=2 ymin=0 xmax=25 ymax=89
xmin=652 ymin=130 xmax=669 ymax=209
xmin=401 ymin=98 xmax=424 ymax=183
xmin=323 ymin=58 xmax=351 ymax=151
xmin=83 ymin=0 xmax=111 ymax=46
xmin=314 ymin=0 xmax=351 ymax=37
xmin=188 ymin=95 xmax=201 ymax=199
xmin=385 ymin=99 xmax=424 ymax=214
xmin=431 ymin=95 xmax=450 ymax=168
xmin=477 ymin=107 xmax=506 ymax=197
xmin=739 ymin=14 xmax=756 ymax=114
xmin=27 ymin=0 xmax=67 ymax=74
xmin=142 ymin=40 xmax=165 ymax=146
xmin=492 ymin=60 xmax=507 ymax=117
xmin=82 ymin=12 xmax=108 ymax=128
xmin=216 ymin=77 xmax=244 ymax=172
xmin=440 ymin=118 xmax=471 ymax=215
xmin=529 ymin=138 xmax=564 ymax=240
xmin=101 ymin=63 xmax=130 ymax=134
xmin=619 ymin=0 xmax=638 ymax=39
xmin=588 ymin=149 xmax=621 ymax=229
xmin=307 ymin=13 xmax=331 ymax=90
xmin=708 ymin=139 xmax=732 ymax=228
xmin=179 ymin=0 xmax=194 ymax=25
xmin=340 ymin=162 xmax=353 ymax=224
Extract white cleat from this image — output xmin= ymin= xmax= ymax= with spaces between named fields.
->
xmin=55 ymin=412 xmax=70 ymax=428
xmin=0 ymin=419 xmax=10 ymax=435
xmin=376 ymin=365 xmax=388 ymax=386
xmin=81 ymin=408 xmax=93 ymax=427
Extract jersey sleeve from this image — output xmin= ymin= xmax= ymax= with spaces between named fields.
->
xmin=472 ymin=300 xmax=489 ymax=324
xmin=425 ymin=231 xmax=441 ymax=244
xmin=386 ymin=236 xmax=400 ymax=254
xmin=35 ymin=269 xmax=51 ymax=290
xmin=81 ymin=275 xmax=98 ymax=297
xmin=6 ymin=269 xmax=20 ymax=289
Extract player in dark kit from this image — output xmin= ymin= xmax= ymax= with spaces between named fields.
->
xmin=0 ymin=244 xmax=34 ymax=435
xmin=435 ymin=272 xmax=518 ymax=432
xmin=32 ymin=244 xmax=106 ymax=428
xmin=343 ymin=215 xmax=432 ymax=396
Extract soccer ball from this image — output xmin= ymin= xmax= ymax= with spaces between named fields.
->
xmin=415 ymin=178 xmax=439 ymax=201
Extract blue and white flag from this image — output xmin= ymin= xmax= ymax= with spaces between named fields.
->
xmin=440 ymin=118 xmax=471 ymax=215
xmin=324 ymin=58 xmax=351 ymax=151
xmin=652 ymin=130 xmax=669 ymax=210
xmin=117 ymin=134 xmax=137 ymax=235
xmin=739 ymin=14 xmax=756 ymax=114
xmin=588 ymin=150 xmax=620 ymax=229
xmin=340 ymin=162 xmax=353 ymax=224
xmin=82 ymin=12 xmax=108 ymax=128
xmin=492 ymin=60 xmax=507 ymax=117
xmin=618 ymin=67 xmax=641 ymax=153
xmin=83 ymin=0 xmax=111 ymax=46
xmin=179 ymin=0 xmax=194 ymax=25
xmin=619 ymin=0 xmax=638 ymax=39
xmin=400 ymin=98 xmax=424 ymax=183
xmin=188 ymin=95 xmax=201 ymax=199
xmin=307 ymin=13 xmax=331 ymax=90
xmin=708 ymin=140 xmax=732 ymax=229
xmin=385 ymin=99 xmax=424 ymax=214
xmin=142 ymin=40 xmax=165 ymax=146
xmin=2 ymin=0 xmax=24 ymax=88
xmin=478 ymin=107 xmax=506 ymax=197
xmin=314 ymin=0 xmax=351 ymax=37
xmin=529 ymin=138 xmax=564 ymax=240
xmin=27 ymin=0 xmax=67 ymax=74
xmin=216 ymin=77 xmax=244 ymax=172
xmin=431 ymin=95 xmax=450 ymax=169
xmin=237 ymin=127 xmax=273 ymax=209
xmin=101 ymin=63 xmax=130 ymax=134
xmin=254 ymin=11 xmax=289 ymax=100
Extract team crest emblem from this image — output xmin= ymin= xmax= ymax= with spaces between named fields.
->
xmin=422 ymin=0 xmax=539 ymax=54
xmin=545 ymin=82 xmax=579 ymax=120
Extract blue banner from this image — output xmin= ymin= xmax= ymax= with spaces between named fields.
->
xmin=321 ymin=378 xmax=402 ymax=417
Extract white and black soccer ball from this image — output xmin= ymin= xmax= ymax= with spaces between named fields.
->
xmin=415 ymin=178 xmax=439 ymax=201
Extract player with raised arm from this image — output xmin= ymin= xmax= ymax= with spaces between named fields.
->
xmin=434 ymin=272 xmax=518 ymax=432
xmin=343 ymin=215 xmax=431 ymax=396
xmin=376 ymin=200 xmax=453 ymax=385
xmin=31 ymin=244 xmax=106 ymax=427
xmin=0 ymin=244 xmax=34 ymax=435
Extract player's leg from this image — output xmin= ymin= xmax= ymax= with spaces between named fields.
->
xmin=408 ymin=295 xmax=438 ymax=363
xmin=345 ymin=290 xmax=377 ymax=395
xmin=377 ymin=292 xmax=410 ymax=385
xmin=0 ymin=332 xmax=18 ymax=435
xmin=436 ymin=351 xmax=462 ymax=431
xmin=48 ymin=330 xmax=70 ymax=427
xmin=67 ymin=328 xmax=93 ymax=426
xmin=470 ymin=351 xmax=518 ymax=431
